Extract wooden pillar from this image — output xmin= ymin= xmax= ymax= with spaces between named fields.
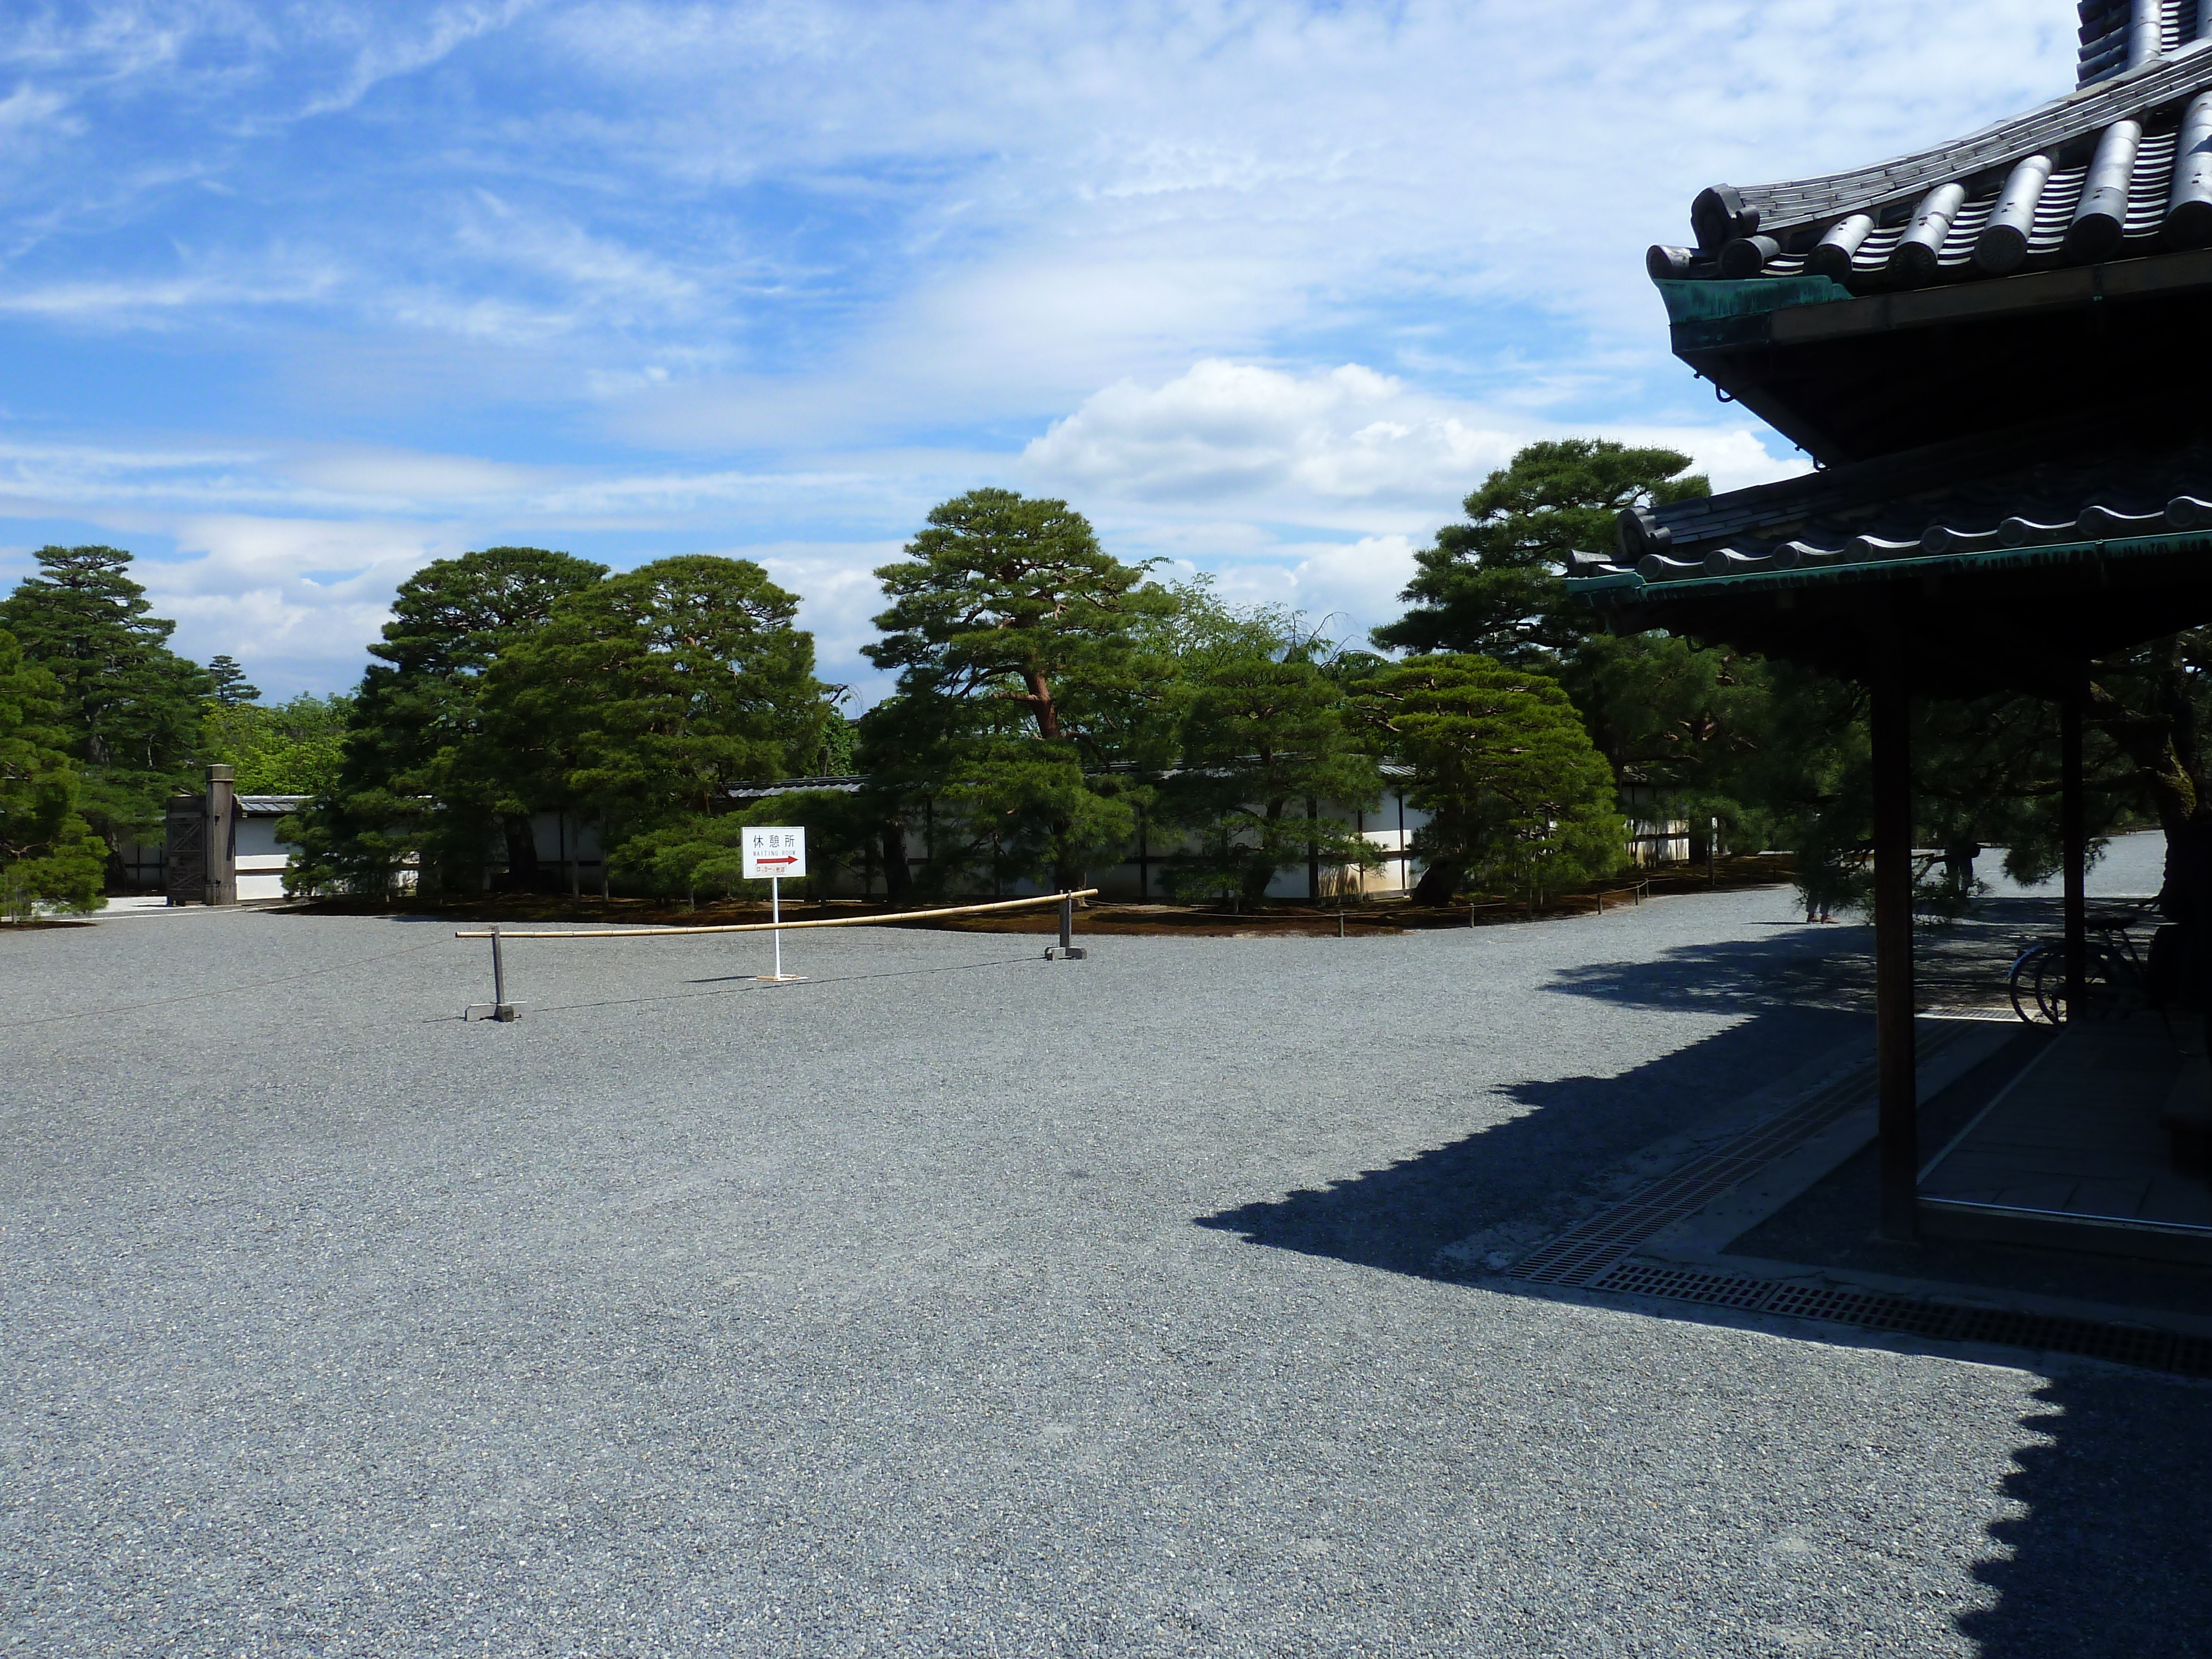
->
xmin=205 ymin=765 xmax=237 ymax=905
xmin=1872 ymin=642 xmax=1918 ymax=1240
xmin=1307 ymin=795 xmax=1321 ymax=901
xmin=2062 ymin=694 xmax=2088 ymax=1016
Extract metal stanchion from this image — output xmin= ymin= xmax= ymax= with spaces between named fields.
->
xmin=1046 ymin=894 xmax=1087 ymax=961
xmin=466 ymin=922 xmax=520 ymax=1021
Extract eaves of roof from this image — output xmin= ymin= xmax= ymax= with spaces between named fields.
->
xmin=1567 ymin=524 xmax=2212 ymax=609
xmin=1657 ymin=242 xmax=2212 ymax=353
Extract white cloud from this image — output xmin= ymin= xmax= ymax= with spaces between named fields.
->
xmin=1023 ymin=359 xmax=1520 ymax=510
xmin=0 ymin=80 xmax=74 ymax=135
xmin=1023 ymin=358 xmax=1805 ymax=523
xmin=280 ymin=446 xmax=549 ymax=503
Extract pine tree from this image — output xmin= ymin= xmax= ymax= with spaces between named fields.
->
xmin=1374 ymin=440 xmax=1709 ymax=664
xmin=205 ymin=655 xmax=260 ymax=706
xmin=1353 ymin=654 xmax=1625 ymax=906
xmin=0 ymin=625 xmax=107 ymax=919
xmin=0 ymin=545 xmax=208 ymax=865
xmin=285 ymin=547 xmax=608 ymax=896
xmin=483 ymin=555 xmax=829 ymax=899
xmin=863 ymin=489 xmax=1173 ymax=891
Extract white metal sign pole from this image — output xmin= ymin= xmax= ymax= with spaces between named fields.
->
xmin=743 ymin=825 xmax=808 ymax=983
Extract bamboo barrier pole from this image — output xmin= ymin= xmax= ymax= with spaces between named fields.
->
xmin=455 ymin=889 xmax=1099 ymax=940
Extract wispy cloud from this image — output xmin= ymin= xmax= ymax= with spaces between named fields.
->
xmin=0 ymin=1 xmax=2073 ymax=696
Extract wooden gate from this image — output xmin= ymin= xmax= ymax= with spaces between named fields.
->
xmin=164 ymin=794 xmax=206 ymax=904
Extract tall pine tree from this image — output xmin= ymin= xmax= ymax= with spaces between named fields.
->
xmin=864 ymin=489 xmax=1173 ymax=893
xmin=286 ymin=547 xmax=607 ymax=895
xmin=0 ymin=546 xmax=207 ymax=873
xmin=0 ymin=625 xmax=107 ymax=918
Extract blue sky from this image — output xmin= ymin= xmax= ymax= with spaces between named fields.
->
xmin=1 ymin=1 xmax=2076 ymax=701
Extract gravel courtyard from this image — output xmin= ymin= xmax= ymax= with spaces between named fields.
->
xmin=6 ymin=867 xmax=2209 ymax=1657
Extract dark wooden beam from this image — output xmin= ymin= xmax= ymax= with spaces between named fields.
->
xmin=2063 ymin=691 xmax=2088 ymax=1017
xmin=1872 ymin=628 xmax=1918 ymax=1241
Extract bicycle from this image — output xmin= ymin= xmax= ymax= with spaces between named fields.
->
xmin=2006 ymin=901 xmax=2161 ymax=1025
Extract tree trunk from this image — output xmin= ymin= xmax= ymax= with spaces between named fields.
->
xmin=1026 ymin=671 xmax=1062 ymax=740
xmin=2084 ymin=676 xmax=2199 ymax=835
xmin=1242 ymin=800 xmax=1285 ymax=904
xmin=2084 ymin=668 xmax=2209 ymax=914
xmin=501 ymin=814 xmax=540 ymax=891
xmin=881 ymin=818 xmax=912 ymax=902
xmin=1410 ymin=858 xmax=1463 ymax=907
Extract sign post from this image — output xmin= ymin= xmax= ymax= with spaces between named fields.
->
xmin=743 ymin=826 xmax=808 ymax=982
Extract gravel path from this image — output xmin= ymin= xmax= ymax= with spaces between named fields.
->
xmin=4 ymin=870 xmax=2208 ymax=1657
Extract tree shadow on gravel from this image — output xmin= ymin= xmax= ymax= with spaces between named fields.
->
xmin=1539 ymin=896 xmax=2067 ymax=1016
xmin=1958 ymin=1370 xmax=2212 ymax=1658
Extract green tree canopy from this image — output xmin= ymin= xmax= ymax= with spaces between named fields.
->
xmin=482 ymin=555 xmax=829 ymax=889
xmin=1354 ymin=653 xmax=1624 ymax=906
xmin=203 ymin=691 xmax=354 ymax=797
xmin=0 ymin=545 xmax=208 ymax=861
xmin=1146 ymin=581 xmax=1381 ymax=903
xmin=863 ymin=489 xmax=1175 ymax=890
xmin=287 ymin=546 xmax=608 ymax=895
xmin=1375 ymin=440 xmax=1708 ymax=664
xmin=0 ymin=625 xmax=106 ymax=919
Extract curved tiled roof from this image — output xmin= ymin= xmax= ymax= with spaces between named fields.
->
xmin=1653 ymin=2 xmax=2212 ymax=288
xmin=1567 ymin=413 xmax=2212 ymax=591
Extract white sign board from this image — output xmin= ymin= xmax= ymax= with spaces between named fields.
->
xmin=743 ymin=825 xmax=807 ymax=881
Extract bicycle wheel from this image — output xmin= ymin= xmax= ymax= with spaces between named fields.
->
xmin=2070 ymin=942 xmax=2132 ymax=1022
xmin=2008 ymin=943 xmax=2059 ymax=1025
xmin=2010 ymin=942 xmax=2126 ymax=1024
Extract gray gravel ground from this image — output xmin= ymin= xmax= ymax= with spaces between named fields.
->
xmin=5 ymin=872 xmax=2209 ymax=1658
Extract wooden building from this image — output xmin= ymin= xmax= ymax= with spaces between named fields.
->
xmin=1567 ymin=0 xmax=2212 ymax=1249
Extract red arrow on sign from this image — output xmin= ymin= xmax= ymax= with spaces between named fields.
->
xmin=756 ymin=855 xmax=800 ymax=866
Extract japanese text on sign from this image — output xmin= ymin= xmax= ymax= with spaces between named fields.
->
xmin=742 ymin=826 xmax=808 ymax=880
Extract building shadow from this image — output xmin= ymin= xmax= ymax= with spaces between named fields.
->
xmin=1959 ymin=1370 xmax=2212 ymax=1657
xmin=1198 ymin=910 xmax=1929 ymax=1275
xmin=1196 ymin=908 xmax=2212 ymax=1652
xmin=1196 ymin=996 xmax=1865 ymax=1278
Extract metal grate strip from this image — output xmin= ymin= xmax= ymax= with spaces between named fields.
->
xmin=1585 ymin=1260 xmax=2212 ymax=1380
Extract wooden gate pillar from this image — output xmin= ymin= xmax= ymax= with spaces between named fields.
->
xmin=164 ymin=765 xmax=238 ymax=906
xmin=1872 ymin=634 xmax=1918 ymax=1241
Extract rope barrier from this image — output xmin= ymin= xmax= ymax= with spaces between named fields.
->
xmin=453 ymin=889 xmax=1099 ymax=940
xmin=454 ymin=889 xmax=1098 ymax=1020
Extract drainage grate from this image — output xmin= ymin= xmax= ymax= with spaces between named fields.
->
xmin=1582 ymin=1259 xmax=2212 ymax=1379
xmin=1599 ymin=1261 xmax=1775 ymax=1310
